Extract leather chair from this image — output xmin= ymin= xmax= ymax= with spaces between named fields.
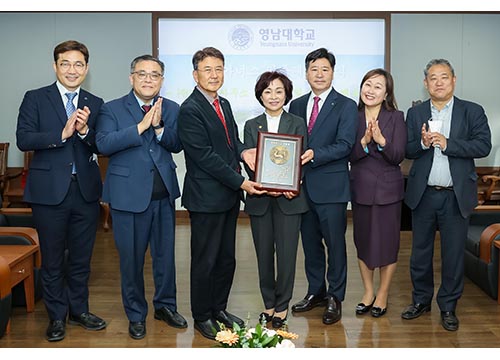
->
xmin=0 ymin=255 xmax=12 ymax=338
xmin=464 ymin=208 xmax=500 ymax=300
xmin=0 ymin=207 xmax=42 ymax=306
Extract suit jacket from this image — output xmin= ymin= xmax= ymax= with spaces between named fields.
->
xmin=243 ymin=111 xmax=309 ymax=216
xmin=177 ymin=87 xmax=247 ymax=213
xmin=16 ymin=82 xmax=103 ymax=205
xmin=404 ymin=97 xmax=491 ymax=218
xmin=349 ymin=108 xmax=407 ymax=205
xmin=95 ymin=90 xmax=182 ymax=213
xmin=289 ymin=88 xmax=358 ymax=204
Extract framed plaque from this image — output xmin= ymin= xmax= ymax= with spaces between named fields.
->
xmin=254 ymin=131 xmax=303 ymax=193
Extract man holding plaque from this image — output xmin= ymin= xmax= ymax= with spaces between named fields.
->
xmin=289 ymin=48 xmax=358 ymax=325
xmin=177 ymin=47 xmax=264 ymax=340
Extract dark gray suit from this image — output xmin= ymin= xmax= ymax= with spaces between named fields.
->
xmin=405 ymin=97 xmax=491 ymax=311
xmin=243 ymin=112 xmax=308 ymax=312
xmin=178 ymin=87 xmax=247 ymax=321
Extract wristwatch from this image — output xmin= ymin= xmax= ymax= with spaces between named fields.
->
xmin=152 ymin=120 xmax=164 ymax=130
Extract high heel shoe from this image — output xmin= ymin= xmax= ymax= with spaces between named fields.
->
xmin=371 ymin=306 xmax=387 ymax=318
xmin=259 ymin=312 xmax=273 ymax=324
xmin=355 ymin=296 xmax=376 ymax=315
xmin=272 ymin=310 xmax=288 ymax=329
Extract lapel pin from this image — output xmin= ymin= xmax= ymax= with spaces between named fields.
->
xmin=258 ymin=125 xmax=262 ymax=129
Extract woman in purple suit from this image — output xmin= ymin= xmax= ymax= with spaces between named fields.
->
xmin=349 ymin=69 xmax=407 ymax=317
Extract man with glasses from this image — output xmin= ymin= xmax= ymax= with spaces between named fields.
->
xmin=178 ymin=47 xmax=264 ymax=340
xmin=16 ymin=40 xmax=106 ymax=342
xmin=96 ymin=55 xmax=187 ymax=339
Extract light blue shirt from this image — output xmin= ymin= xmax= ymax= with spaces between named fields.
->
xmin=56 ymin=81 xmax=88 ymax=139
xmin=426 ymin=97 xmax=454 ymax=187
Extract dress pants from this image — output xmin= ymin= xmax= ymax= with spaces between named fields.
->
xmin=189 ymin=202 xmax=239 ymax=321
xmin=32 ymin=179 xmax=99 ymax=321
xmin=410 ymin=187 xmax=468 ymax=311
xmin=300 ymin=190 xmax=348 ymax=301
xmin=111 ymin=197 xmax=177 ymax=322
xmin=250 ymin=199 xmax=301 ymax=312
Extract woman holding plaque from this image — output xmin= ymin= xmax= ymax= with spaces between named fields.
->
xmin=349 ymin=68 xmax=407 ymax=317
xmin=243 ymin=70 xmax=308 ymax=328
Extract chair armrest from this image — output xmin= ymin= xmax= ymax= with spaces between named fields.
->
xmin=0 ymin=170 xmax=23 ymax=193
xmin=479 ymin=223 xmax=500 ymax=263
xmin=0 ymin=208 xmax=33 ymax=227
xmin=0 ymin=227 xmax=41 ymax=266
xmin=0 ymin=256 xmax=10 ymax=298
xmin=0 ymin=208 xmax=32 ymax=215
xmin=0 ymin=169 xmax=23 ymax=182
xmin=482 ymin=175 xmax=500 ymax=202
xmin=473 ymin=205 xmax=500 ymax=212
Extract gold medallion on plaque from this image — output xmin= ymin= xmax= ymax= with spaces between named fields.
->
xmin=269 ymin=145 xmax=289 ymax=165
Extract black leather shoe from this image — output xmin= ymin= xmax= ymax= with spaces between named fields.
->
xmin=259 ymin=312 xmax=273 ymax=324
xmin=154 ymin=307 xmax=188 ymax=329
xmin=194 ymin=318 xmax=220 ymax=340
xmin=355 ymin=297 xmax=376 ymax=315
xmin=441 ymin=311 xmax=459 ymax=331
xmin=401 ymin=303 xmax=431 ymax=320
xmin=46 ymin=320 xmax=65 ymax=342
xmin=291 ymin=293 xmax=327 ymax=313
xmin=272 ymin=310 xmax=288 ymax=329
xmin=68 ymin=312 xmax=107 ymax=330
xmin=322 ymin=295 xmax=342 ymax=325
xmin=371 ymin=306 xmax=387 ymax=318
xmin=213 ymin=310 xmax=244 ymax=328
xmin=129 ymin=321 xmax=146 ymax=340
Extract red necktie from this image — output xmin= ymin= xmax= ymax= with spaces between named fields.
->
xmin=308 ymin=96 xmax=320 ymax=135
xmin=142 ymin=104 xmax=151 ymax=113
xmin=213 ymin=98 xmax=231 ymax=145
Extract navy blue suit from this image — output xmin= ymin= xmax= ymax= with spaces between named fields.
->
xmin=16 ymin=82 xmax=103 ymax=321
xmin=289 ymin=88 xmax=358 ymax=301
xmin=405 ymin=97 xmax=491 ymax=311
xmin=96 ymin=91 xmax=182 ymax=322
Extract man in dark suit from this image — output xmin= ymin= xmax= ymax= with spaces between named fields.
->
xmin=96 ymin=55 xmax=187 ymax=340
xmin=177 ymin=47 xmax=264 ymax=340
xmin=289 ymin=48 xmax=358 ymax=325
xmin=402 ymin=59 xmax=491 ymax=331
xmin=16 ymin=40 xmax=106 ymax=342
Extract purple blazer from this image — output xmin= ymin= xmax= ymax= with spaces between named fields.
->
xmin=349 ymin=108 xmax=407 ymax=205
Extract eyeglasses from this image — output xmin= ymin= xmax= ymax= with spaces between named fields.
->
xmin=58 ymin=61 xmax=86 ymax=71
xmin=198 ymin=67 xmax=224 ymax=75
xmin=131 ymin=71 xmax=163 ymax=81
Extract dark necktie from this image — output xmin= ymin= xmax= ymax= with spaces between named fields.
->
xmin=213 ymin=98 xmax=231 ymax=145
xmin=142 ymin=104 xmax=151 ymax=113
xmin=308 ymin=96 xmax=321 ymax=135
